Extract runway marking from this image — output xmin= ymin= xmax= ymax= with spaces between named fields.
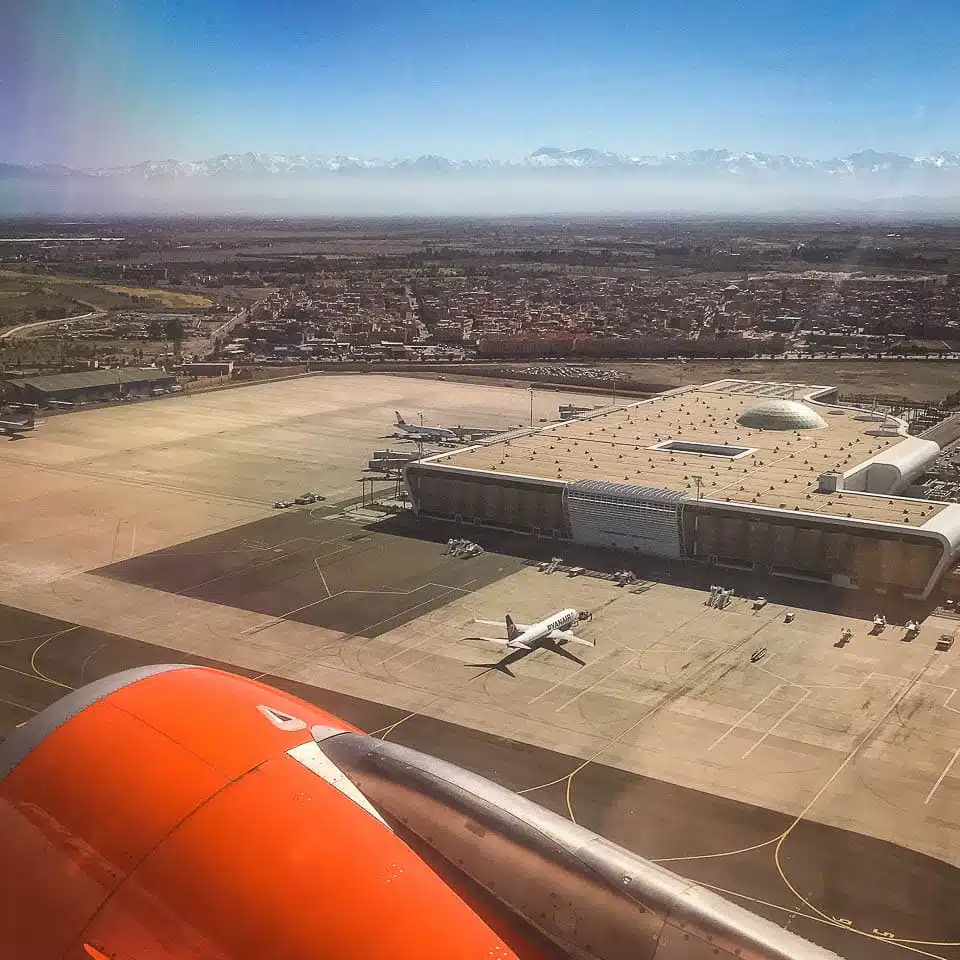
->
xmin=0 ymin=628 xmax=70 ymax=647
xmin=518 ymin=605 xmax=781 ymax=822
xmin=79 ymin=642 xmax=108 ymax=684
xmin=109 ymin=519 xmax=121 ymax=564
xmin=394 ymin=636 xmax=469 ymax=675
xmin=741 ymin=690 xmax=811 ymax=759
xmin=680 ymin=636 xmax=708 ymax=655
xmin=0 ymin=661 xmax=71 ymax=689
xmin=244 ymin=580 xmax=475 ymax=637
xmin=943 ymin=689 xmax=960 ymax=716
xmin=30 ymin=626 xmax=80 ymax=690
xmin=759 ymin=663 xmax=949 ymax=697
xmin=0 ymin=695 xmax=37 ymax=714
xmin=0 ymin=452 xmax=273 ymax=509
xmin=314 ymin=559 xmax=331 ymax=599
xmin=128 ymin=524 xmax=137 ymax=558
xmin=250 ymin=582 xmax=474 ymax=683
xmin=379 ymin=629 xmax=446 ymax=667
xmin=526 ymin=646 xmax=618 ymax=706
xmin=924 ymin=746 xmax=960 ymax=805
xmin=550 ymin=648 xmax=635 ymax=712
xmin=369 ymin=692 xmax=448 ymax=741
xmin=708 ymin=683 xmax=783 ymax=751
xmin=771 ymin=656 xmax=960 ymax=952
xmin=698 ymin=881 xmax=950 ymax=960
xmin=161 ymin=534 xmax=334 ymax=560
xmin=651 ymin=834 xmax=780 ymax=865
xmin=177 ymin=537 xmax=351 ymax=595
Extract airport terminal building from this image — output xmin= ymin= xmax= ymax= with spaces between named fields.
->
xmin=404 ymin=380 xmax=960 ymax=599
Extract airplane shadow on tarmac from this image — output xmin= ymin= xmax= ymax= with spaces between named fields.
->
xmin=462 ymin=636 xmax=587 ymax=678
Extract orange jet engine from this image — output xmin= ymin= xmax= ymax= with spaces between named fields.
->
xmin=0 ymin=664 xmax=842 ymax=960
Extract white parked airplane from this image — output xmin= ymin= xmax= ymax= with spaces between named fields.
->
xmin=394 ymin=411 xmax=458 ymax=442
xmin=0 ymin=413 xmax=35 ymax=438
xmin=472 ymin=607 xmax=593 ymax=651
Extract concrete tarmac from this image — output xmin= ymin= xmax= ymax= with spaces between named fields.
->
xmin=0 ymin=602 xmax=957 ymax=960
xmin=2 ymin=374 xmax=959 ymax=959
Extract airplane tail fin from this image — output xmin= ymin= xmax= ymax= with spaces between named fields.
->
xmin=505 ymin=614 xmax=520 ymax=641
xmin=395 ymin=411 xmax=406 ymax=425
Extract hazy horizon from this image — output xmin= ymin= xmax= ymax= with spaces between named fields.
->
xmin=7 ymin=172 xmax=960 ymax=218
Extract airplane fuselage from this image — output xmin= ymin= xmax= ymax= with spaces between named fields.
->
xmin=510 ymin=607 xmax=580 ymax=648
xmin=400 ymin=424 xmax=458 ymax=441
xmin=395 ymin=411 xmax=458 ymax=441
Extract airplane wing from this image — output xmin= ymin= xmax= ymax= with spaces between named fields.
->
xmin=473 ymin=619 xmax=534 ymax=632
xmin=549 ymin=629 xmax=594 ymax=646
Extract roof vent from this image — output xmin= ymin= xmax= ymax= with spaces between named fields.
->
xmin=818 ymin=472 xmax=844 ymax=493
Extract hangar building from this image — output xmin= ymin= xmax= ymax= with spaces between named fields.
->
xmin=3 ymin=368 xmax=177 ymax=407
xmin=404 ymin=380 xmax=960 ymax=599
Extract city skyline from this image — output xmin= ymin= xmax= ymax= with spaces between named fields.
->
xmin=4 ymin=0 xmax=960 ymax=168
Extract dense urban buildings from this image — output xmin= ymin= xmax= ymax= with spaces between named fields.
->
xmin=4 ymin=220 xmax=960 ymax=373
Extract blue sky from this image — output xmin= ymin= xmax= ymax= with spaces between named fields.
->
xmin=4 ymin=0 xmax=960 ymax=165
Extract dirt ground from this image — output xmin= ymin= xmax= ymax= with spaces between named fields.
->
xmin=607 ymin=359 xmax=960 ymax=402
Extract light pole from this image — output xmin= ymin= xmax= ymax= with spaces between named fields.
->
xmin=529 ymin=387 xmax=534 ymax=427
xmin=691 ymin=475 xmax=702 ymax=559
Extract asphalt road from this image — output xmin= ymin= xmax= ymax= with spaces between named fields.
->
xmin=0 ymin=601 xmax=958 ymax=960
xmin=0 ymin=307 xmax=104 ymax=340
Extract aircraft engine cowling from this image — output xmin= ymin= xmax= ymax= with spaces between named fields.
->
xmin=0 ymin=665 xmax=530 ymax=960
xmin=0 ymin=665 xmax=842 ymax=960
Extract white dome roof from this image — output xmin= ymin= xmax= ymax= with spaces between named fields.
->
xmin=737 ymin=399 xmax=827 ymax=431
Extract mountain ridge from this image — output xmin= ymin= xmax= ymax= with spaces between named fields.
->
xmin=6 ymin=147 xmax=960 ymax=180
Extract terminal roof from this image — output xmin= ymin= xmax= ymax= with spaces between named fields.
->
xmin=425 ymin=380 xmax=944 ymax=528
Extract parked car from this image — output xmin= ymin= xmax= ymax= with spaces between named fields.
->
xmin=295 ymin=493 xmax=317 ymax=505
xmin=274 ymin=500 xmax=293 ymax=509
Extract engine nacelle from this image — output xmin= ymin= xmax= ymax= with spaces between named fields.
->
xmin=0 ymin=665 xmax=841 ymax=960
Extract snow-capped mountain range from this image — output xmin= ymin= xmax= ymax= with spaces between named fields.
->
xmin=8 ymin=148 xmax=960 ymax=215
xmin=5 ymin=147 xmax=960 ymax=180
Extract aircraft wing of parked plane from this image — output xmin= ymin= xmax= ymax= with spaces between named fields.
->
xmin=473 ymin=607 xmax=593 ymax=649
xmin=0 ymin=416 xmax=35 ymax=437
